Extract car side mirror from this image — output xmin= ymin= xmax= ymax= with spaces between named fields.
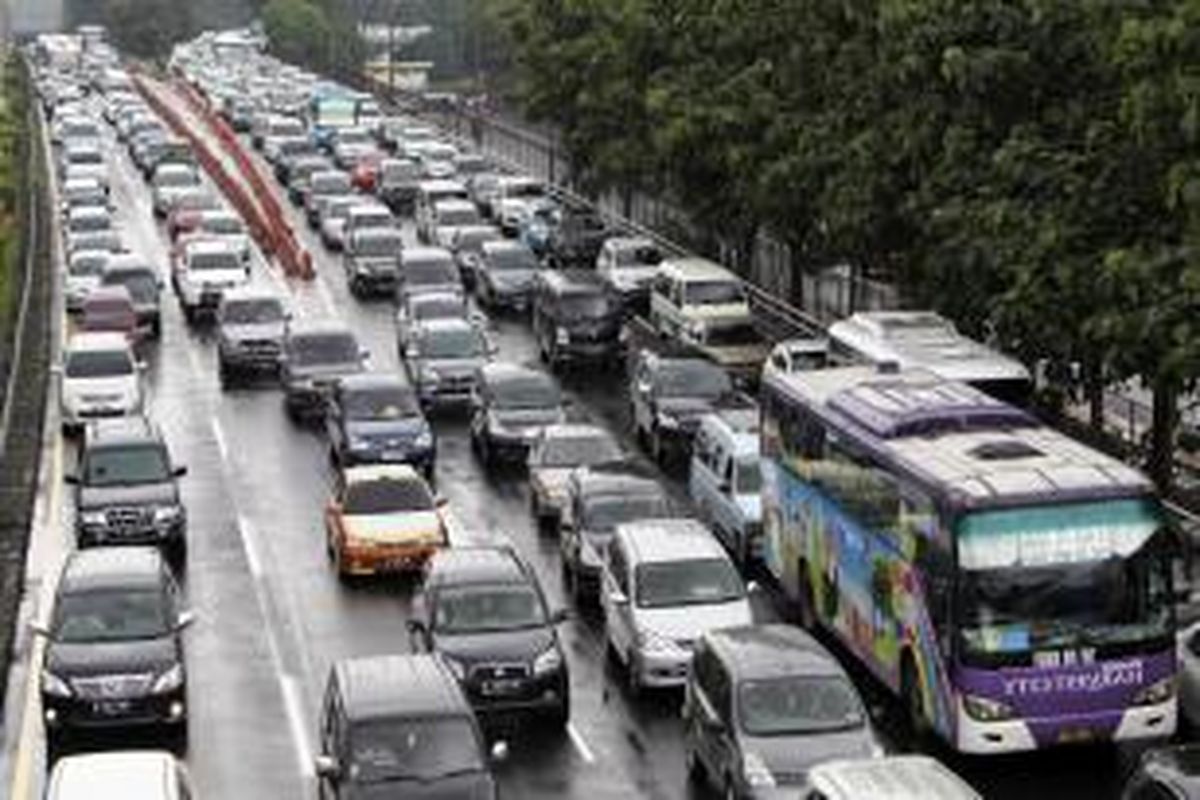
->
xmin=314 ymin=754 xmax=340 ymax=779
xmin=435 ymin=494 xmax=449 ymax=508
xmin=746 ymin=580 xmax=761 ymax=594
xmin=550 ymin=608 xmax=570 ymax=625
xmin=175 ymin=610 xmax=196 ymax=631
xmin=406 ymin=618 xmax=427 ymax=636
xmin=64 ymin=473 xmax=79 ymax=485
xmin=718 ymin=479 xmax=732 ymax=494
xmin=490 ymin=741 xmax=509 ymax=763
xmin=609 ymin=591 xmax=628 ymax=606
xmin=173 ymin=465 xmax=188 ymax=478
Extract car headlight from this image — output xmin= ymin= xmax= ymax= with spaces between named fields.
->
xmin=1133 ymin=676 xmax=1177 ymax=706
xmin=152 ymin=663 xmax=185 ymax=694
xmin=79 ymin=510 xmax=107 ymax=526
xmin=420 ymin=368 xmax=441 ymax=387
xmin=532 ymin=645 xmax=563 ymax=677
xmin=656 ymin=412 xmax=680 ymax=430
xmin=414 ymin=429 xmax=434 ymax=449
xmin=962 ymin=692 xmax=1016 ymax=721
xmin=686 ymin=321 xmax=706 ymax=340
xmin=348 ymin=434 xmax=373 ymax=451
xmin=154 ymin=505 xmax=182 ymax=524
xmin=742 ymin=753 xmax=775 ymax=788
xmin=555 ymin=326 xmax=570 ymax=345
xmin=441 ymin=655 xmax=466 ymax=681
xmin=42 ymin=669 xmax=72 ymax=698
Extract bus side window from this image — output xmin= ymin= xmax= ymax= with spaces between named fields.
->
xmin=819 ymin=436 xmax=901 ymax=532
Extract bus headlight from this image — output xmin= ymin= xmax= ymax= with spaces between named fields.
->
xmin=1133 ymin=676 xmax=1176 ymax=706
xmin=962 ymin=693 xmax=1016 ymax=722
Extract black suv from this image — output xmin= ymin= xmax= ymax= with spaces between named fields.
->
xmin=407 ymin=547 xmax=570 ymax=729
xmin=560 ymin=464 xmax=671 ymax=604
xmin=36 ymin=547 xmax=193 ymax=755
xmin=69 ymin=417 xmax=188 ymax=564
xmin=532 ymin=269 xmax=623 ymax=370
xmin=281 ymin=321 xmax=368 ymax=422
xmin=315 ymin=654 xmax=501 ymax=800
xmin=325 ymin=372 xmax=436 ymax=478
xmin=343 ymin=227 xmax=403 ymax=298
xmin=216 ymin=289 xmax=288 ymax=387
xmin=469 ymin=363 xmax=566 ymax=467
xmin=628 ymin=348 xmax=742 ymax=467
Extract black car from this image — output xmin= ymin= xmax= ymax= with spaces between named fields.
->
xmin=544 ymin=208 xmax=610 ymax=269
xmin=36 ymin=547 xmax=193 ymax=756
xmin=560 ymin=463 xmax=671 ymax=603
xmin=281 ymin=321 xmax=368 ymax=422
xmin=531 ymin=269 xmax=623 ymax=370
xmin=1123 ymin=745 xmax=1200 ymax=800
xmin=68 ymin=417 xmax=188 ymax=564
xmin=475 ymin=240 xmax=540 ymax=313
xmin=215 ymin=289 xmax=288 ymax=387
xmin=343 ymin=227 xmax=403 ymax=298
xmin=469 ymin=363 xmax=566 ymax=467
xmin=325 ymin=372 xmax=436 ymax=478
xmin=407 ymin=547 xmax=570 ymax=728
xmin=628 ymin=348 xmax=742 ymax=467
xmin=315 ymin=654 xmax=501 ymax=800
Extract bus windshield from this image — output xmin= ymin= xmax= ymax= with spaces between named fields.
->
xmin=955 ymin=498 xmax=1171 ymax=663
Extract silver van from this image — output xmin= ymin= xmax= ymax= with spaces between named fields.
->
xmin=688 ymin=406 xmax=762 ymax=568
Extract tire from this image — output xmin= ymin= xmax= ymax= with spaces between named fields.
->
xmin=795 ymin=561 xmax=817 ymax=630
xmin=685 ymin=741 xmax=706 ymax=786
xmin=218 ymin=361 xmax=233 ymax=390
xmin=650 ymin=426 xmax=665 ymax=466
xmin=546 ymin=691 xmax=570 ymax=731
xmin=900 ymin=654 xmax=929 ymax=745
xmin=167 ymin=537 xmax=187 ymax=570
xmin=625 ymin=650 xmax=642 ymax=699
xmin=171 ymin=722 xmax=190 ymax=756
xmin=723 ymin=775 xmax=738 ymax=800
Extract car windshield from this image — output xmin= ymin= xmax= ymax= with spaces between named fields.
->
xmin=353 ymin=211 xmax=393 ymax=229
xmin=736 ymin=459 xmax=762 ymax=495
xmin=407 ymin=261 xmax=457 ymax=286
xmin=438 ymin=207 xmax=479 ymax=226
xmin=535 ymin=433 xmax=622 ymax=468
xmin=338 ymin=130 xmax=372 ymax=146
xmin=155 ymin=169 xmax=196 ymax=187
xmin=70 ymin=214 xmax=110 ymax=232
xmin=55 ymin=588 xmax=171 ymax=643
xmin=189 ymin=251 xmax=241 ymax=271
xmin=108 ymin=272 xmax=157 ymax=303
xmin=739 ymin=676 xmax=865 ymax=736
xmin=223 ymin=299 xmax=284 ymax=324
xmin=344 ymin=477 xmax=433 ymax=515
xmin=350 ymin=717 xmax=483 ymax=785
xmin=488 ymin=248 xmax=538 ymax=271
xmin=290 ymin=331 xmax=359 ymax=365
xmin=493 ymin=376 xmax=559 ymax=410
xmin=635 ymin=558 xmax=744 ymax=608
xmin=204 ymin=216 xmax=244 ymax=234
xmin=615 ymin=245 xmax=663 ymax=267
xmin=685 ymin=280 xmax=744 ymax=306
xmin=956 ymin=499 xmax=1172 ymax=661
xmin=581 ymin=491 xmax=669 ymax=532
xmin=383 ymin=163 xmax=420 ymax=182
xmin=84 ymin=444 xmax=171 ymax=486
xmin=313 ymin=175 xmax=351 ymax=193
xmin=69 ymin=254 xmax=107 ymax=276
xmin=344 ymin=386 xmax=419 ymax=420
xmin=421 ymin=327 xmax=484 ymax=359
xmin=658 ymin=362 xmax=732 ymax=399
xmin=354 ymin=233 xmax=402 ymax=256
xmin=411 ymin=296 xmax=465 ymax=321
xmin=704 ymin=323 xmax=763 ymax=347
xmin=561 ymin=293 xmax=613 ymax=319
xmin=65 ymin=349 xmax=133 ymax=378
xmin=68 ymin=149 xmax=103 ymax=164
xmin=434 ymin=585 xmax=545 ymax=633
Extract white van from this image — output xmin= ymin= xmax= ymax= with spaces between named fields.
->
xmin=601 ymin=518 xmax=752 ymax=693
xmin=649 ymin=257 xmax=752 ymax=341
xmin=804 ymin=755 xmax=982 ymax=800
xmin=688 ymin=406 xmax=762 ymax=567
xmin=414 ymin=179 xmax=470 ymax=242
xmin=47 ymin=750 xmax=195 ymax=800
xmin=58 ymin=332 xmax=143 ymax=434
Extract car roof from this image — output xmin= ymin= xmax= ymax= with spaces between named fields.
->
xmin=426 ymin=546 xmax=529 ymax=589
xmin=416 ymin=316 xmax=475 ymax=335
xmin=184 ymin=238 xmax=240 ymax=256
xmin=538 ymin=423 xmax=614 ymax=442
xmin=61 ymin=547 xmax=166 ymax=594
xmin=660 ymin=257 xmax=739 ymax=282
xmin=343 ymin=463 xmax=422 ymax=486
xmin=335 ymin=655 xmax=471 ymax=721
xmin=703 ymin=624 xmax=847 ymax=681
xmin=338 ymin=372 xmax=412 ymax=393
xmin=481 ymin=240 xmax=533 ymax=256
xmin=287 ymin=318 xmax=355 ymax=338
xmin=480 ymin=362 xmax=551 ymax=386
xmin=434 ymin=198 xmax=477 ymax=211
xmin=67 ymin=331 xmax=132 ymax=352
xmin=84 ymin=284 xmax=133 ymax=303
xmin=48 ymin=750 xmax=179 ymax=800
xmin=219 ymin=286 xmax=281 ymax=305
xmin=572 ymin=465 xmax=662 ymax=500
xmin=807 ymin=756 xmax=981 ymax=800
xmin=402 ymin=246 xmax=454 ymax=262
xmin=615 ymin=518 xmax=724 ymax=564
xmin=85 ymin=415 xmax=160 ymax=448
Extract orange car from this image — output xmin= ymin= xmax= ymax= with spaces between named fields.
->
xmin=325 ymin=464 xmax=448 ymax=579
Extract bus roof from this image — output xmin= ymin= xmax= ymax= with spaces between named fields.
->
xmin=828 ymin=311 xmax=1030 ymax=386
xmin=767 ymin=365 xmax=1152 ymax=511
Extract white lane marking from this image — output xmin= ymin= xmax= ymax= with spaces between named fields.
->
xmin=281 ymin=675 xmax=316 ymax=776
xmin=315 ymin=275 xmax=337 ymax=317
xmin=567 ymin=722 xmax=597 ymax=764
xmin=210 ymin=416 xmax=229 ymax=464
xmin=236 ymin=514 xmax=263 ymax=579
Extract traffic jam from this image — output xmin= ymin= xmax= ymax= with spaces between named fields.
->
xmin=18 ymin=25 xmax=1200 ymax=800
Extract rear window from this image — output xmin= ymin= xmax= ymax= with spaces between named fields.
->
xmin=65 ymin=348 xmax=133 ymax=378
xmin=344 ymin=477 xmax=433 ymax=514
xmin=289 ymin=332 xmax=359 ymax=365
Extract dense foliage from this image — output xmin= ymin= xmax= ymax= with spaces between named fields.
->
xmin=262 ymin=0 xmax=366 ymax=80
xmin=487 ymin=0 xmax=1200 ymax=489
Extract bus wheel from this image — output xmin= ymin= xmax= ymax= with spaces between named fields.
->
xmin=900 ymin=654 xmax=928 ymax=745
xmin=795 ymin=561 xmax=817 ymax=630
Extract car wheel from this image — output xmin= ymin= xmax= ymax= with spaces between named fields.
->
xmin=724 ymin=775 xmax=738 ymax=800
xmin=795 ymin=561 xmax=817 ymax=630
xmin=218 ymin=361 xmax=233 ymax=390
xmin=900 ymin=654 xmax=930 ymax=746
xmin=547 ymin=693 xmax=570 ymax=730
xmin=171 ymin=722 xmax=190 ymax=756
xmin=650 ymin=426 xmax=665 ymax=465
xmin=625 ymin=650 xmax=642 ymax=699
xmin=168 ymin=537 xmax=187 ymax=570
xmin=685 ymin=741 xmax=706 ymax=786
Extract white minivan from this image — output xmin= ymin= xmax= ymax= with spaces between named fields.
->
xmin=58 ymin=331 xmax=144 ymax=434
xmin=601 ymin=518 xmax=753 ymax=693
xmin=688 ymin=406 xmax=762 ymax=568
xmin=47 ymin=751 xmax=195 ymax=800
xmin=649 ymin=257 xmax=751 ymax=341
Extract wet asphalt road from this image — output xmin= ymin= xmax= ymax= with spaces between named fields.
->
xmin=33 ymin=82 xmax=1151 ymax=799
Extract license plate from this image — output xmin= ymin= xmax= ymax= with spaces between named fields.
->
xmin=1057 ymin=726 xmax=1095 ymax=744
xmin=93 ymin=700 xmax=132 ymax=717
xmin=481 ymin=678 xmax=522 ymax=696
xmin=382 ymin=450 xmax=407 ymax=462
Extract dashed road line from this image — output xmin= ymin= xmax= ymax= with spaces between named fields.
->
xmin=567 ymin=722 xmax=597 ymax=764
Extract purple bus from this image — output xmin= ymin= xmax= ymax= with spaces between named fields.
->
xmin=760 ymin=365 xmax=1178 ymax=753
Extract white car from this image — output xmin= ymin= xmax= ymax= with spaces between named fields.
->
xmin=595 ymin=236 xmax=665 ymax=308
xmin=58 ymin=332 xmax=143 ymax=434
xmin=172 ymin=239 xmax=250 ymax=322
xmin=64 ymin=249 xmax=110 ymax=313
xmin=47 ymin=750 xmax=195 ymax=800
xmin=600 ymin=518 xmax=753 ymax=693
xmin=150 ymin=163 xmax=201 ymax=218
